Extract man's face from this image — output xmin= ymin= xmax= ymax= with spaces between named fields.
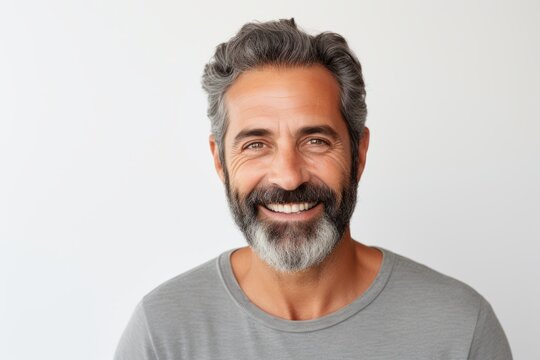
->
xmin=211 ymin=65 xmax=367 ymax=272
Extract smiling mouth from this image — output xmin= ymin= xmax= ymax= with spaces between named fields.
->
xmin=263 ymin=202 xmax=318 ymax=214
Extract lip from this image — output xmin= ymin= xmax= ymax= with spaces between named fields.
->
xmin=258 ymin=202 xmax=324 ymax=222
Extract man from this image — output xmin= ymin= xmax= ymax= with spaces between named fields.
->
xmin=115 ymin=19 xmax=512 ymax=359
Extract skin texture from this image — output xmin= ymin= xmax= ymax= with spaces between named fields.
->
xmin=209 ymin=65 xmax=382 ymax=321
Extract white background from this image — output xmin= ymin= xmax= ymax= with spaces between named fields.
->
xmin=1 ymin=0 xmax=538 ymax=359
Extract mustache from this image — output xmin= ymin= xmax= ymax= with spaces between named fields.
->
xmin=245 ymin=183 xmax=338 ymax=208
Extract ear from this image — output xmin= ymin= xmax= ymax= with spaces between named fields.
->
xmin=209 ymin=135 xmax=226 ymax=183
xmin=356 ymin=127 xmax=370 ymax=182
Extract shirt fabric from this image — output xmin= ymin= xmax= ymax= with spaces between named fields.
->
xmin=114 ymin=247 xmax=512 ymax=359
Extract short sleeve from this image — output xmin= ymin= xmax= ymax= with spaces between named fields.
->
xmin=114 ymin=301 xmax=159 ymax=360
xmin=467 ymin=298 xmax=512 ymax=360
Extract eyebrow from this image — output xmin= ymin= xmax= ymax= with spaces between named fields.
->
xmin=232 ymin=125 xmax=340 ymax=147
xmin=233 ymin=128 xmax=273 ymax=147
xmin=297 ymin=125 xmax=339 ymax=140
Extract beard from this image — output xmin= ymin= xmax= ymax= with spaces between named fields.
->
xmin=225 ymin=176 xmax=358 ymax=273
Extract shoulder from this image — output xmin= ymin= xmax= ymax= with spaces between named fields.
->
xmin=138 ymin=251 xmax=231 ymax=325
xmin=144 ymin=256 xmax=219 ymax=300
xmin=382 ymin=249 xmax=486 ymax=321
xmin=382 ymin=250 xmax=512 ymax=358
xmin=389 ymin=249 xmax=484 ymax=300
xmin=115 ymin=252 xmax=232 ymax=359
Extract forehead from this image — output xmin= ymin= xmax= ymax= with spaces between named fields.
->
xmin=224 ymin=65 xmax=345 ymax=137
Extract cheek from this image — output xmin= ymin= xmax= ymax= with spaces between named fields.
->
xmin=305 ymin=152 xmax=351 ymax=185
xmin=228 ymin=158 xmax=269 ymax=194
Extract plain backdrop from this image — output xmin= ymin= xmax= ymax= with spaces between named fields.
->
xmin=1 ymin=0 xmax=538 ymax=359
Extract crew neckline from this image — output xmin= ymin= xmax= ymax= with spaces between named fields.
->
xmin=217 ymin=246 xmax=396 ymax=333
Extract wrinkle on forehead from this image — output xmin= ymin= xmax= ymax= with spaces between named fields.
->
xmin=224 ymin=65 xmax=342 ymax=128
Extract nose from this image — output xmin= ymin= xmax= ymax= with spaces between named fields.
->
xmin=267 ymin=146 xmax=310 ymax=191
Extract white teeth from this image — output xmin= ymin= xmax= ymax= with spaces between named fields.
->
xmin=265 ymin=202 xmax=317 ymax=214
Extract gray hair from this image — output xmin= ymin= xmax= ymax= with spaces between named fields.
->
xmin=201 ymin=18 xmax=367 ymax=179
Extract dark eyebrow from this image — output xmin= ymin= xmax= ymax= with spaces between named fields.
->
xmin=233 ymin=128 xmax=272 ymax=147
xmin=296 ymin=125 xmax=339 ymax=140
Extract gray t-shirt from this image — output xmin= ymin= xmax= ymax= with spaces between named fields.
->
xmin=114 ymin=248 xmax=512 ymax=359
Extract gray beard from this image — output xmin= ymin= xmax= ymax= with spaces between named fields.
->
xmin=245 ymin=212 xmax=340 ymax=273
xmin=225 ymin=174 xmax=357 ymax=274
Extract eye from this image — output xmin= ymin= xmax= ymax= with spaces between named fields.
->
xmin=306 ymin=138 xmax=330 ymax=146
xmin=244 ymin=141 xmax=265 ymax=150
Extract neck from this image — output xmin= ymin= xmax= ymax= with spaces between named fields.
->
xmin=230 ymin=228 xmax=383 ymax=321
